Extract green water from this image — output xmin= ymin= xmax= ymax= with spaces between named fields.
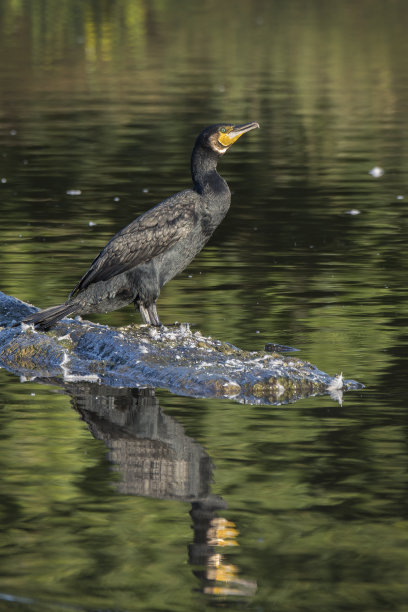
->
xmin=1 ymin=1 xmax=408 ymax=609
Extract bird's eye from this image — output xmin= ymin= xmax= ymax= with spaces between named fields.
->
xmin=220 ymin=127 xmax=226 ymax=133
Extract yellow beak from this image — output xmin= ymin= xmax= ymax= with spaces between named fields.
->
xmin=219 ymin=122 xmax=260 ymax=147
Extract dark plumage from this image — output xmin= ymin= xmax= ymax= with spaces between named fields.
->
xmin=21 ymin=122 xmax=259 ymax=330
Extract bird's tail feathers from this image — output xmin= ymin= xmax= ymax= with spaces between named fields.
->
xmin=21 ymin=303 xmax=77 ymax=331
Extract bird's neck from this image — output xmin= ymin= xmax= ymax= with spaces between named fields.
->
xmin=190 ymin=144 xmax=229 ymax=196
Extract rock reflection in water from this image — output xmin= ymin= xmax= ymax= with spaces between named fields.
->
xmin=67 ymin=383 xmax=257 ymax=599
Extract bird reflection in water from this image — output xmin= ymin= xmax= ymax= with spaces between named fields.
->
xmin=66 ymin=384 xmax=257 ymax=600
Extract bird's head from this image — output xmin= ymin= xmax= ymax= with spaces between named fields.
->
xmin=197 ymin=122 xmax=260 ymax=155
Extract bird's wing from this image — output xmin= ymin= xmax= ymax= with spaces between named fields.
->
xmin=70 ymin=193 xmax=198 ymax=295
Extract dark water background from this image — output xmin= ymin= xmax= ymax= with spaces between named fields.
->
xmin=1 ymin=1 xmax=408 ymax=610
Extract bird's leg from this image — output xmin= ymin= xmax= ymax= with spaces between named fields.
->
xmin=134 ymin=299 xmax=161 ymax=326
xmin=135 ymin=300 xmax=151 ymax=325
xmin=147 ymin=302 xmax=162 ymax=327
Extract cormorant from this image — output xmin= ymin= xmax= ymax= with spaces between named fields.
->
xmin=21 ymin=122 xmax=259 ymax=330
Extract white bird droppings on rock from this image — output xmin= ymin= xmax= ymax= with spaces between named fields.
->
xmin=327 ymin=373 xmax=344 ymax=391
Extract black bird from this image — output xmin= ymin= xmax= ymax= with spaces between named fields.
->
xmin=21 ymin=122 xmax=259 ymax=330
